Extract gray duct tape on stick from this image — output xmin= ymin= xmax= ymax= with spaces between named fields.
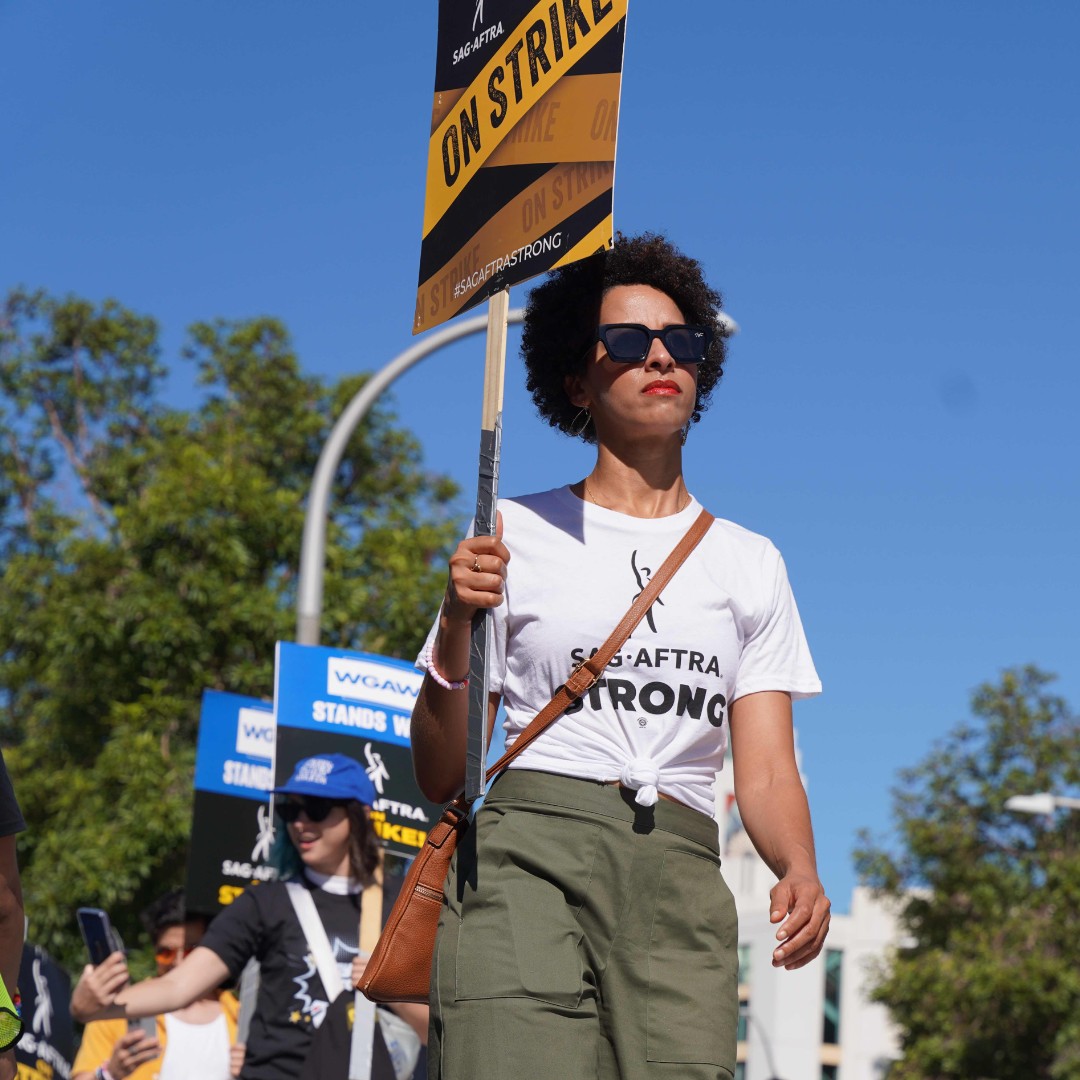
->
xmin=466 ymin=417 xmax=501 ymax=799
xmin=465 ymin=290 xmax=509 ymax=800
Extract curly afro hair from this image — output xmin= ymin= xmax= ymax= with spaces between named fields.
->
xmin=521 ymin=232 xmax=729 ymax=442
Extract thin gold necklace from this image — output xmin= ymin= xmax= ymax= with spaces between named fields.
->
xmin=583 ymin=477 xmax=690 ymax=515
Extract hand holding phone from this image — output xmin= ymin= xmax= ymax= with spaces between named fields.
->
xmin=128 ymin=1016 xmax=157 ymax=1039
xmin=76 ymin=908 xmax=124 ymax=966
xmin=107 ymin=1025 xmax=161 ymax=1078
xmin=71 ymin=952 xmax=131 ymax=1023
xmin=71 ymin=910 xmax=131 ymax=1024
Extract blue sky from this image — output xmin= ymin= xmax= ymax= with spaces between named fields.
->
xmin=4 ymin=1 xmax=1078 ymax=911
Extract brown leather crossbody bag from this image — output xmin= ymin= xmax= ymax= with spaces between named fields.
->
xmin=359 ymin=509 xmax=714 ymax=1003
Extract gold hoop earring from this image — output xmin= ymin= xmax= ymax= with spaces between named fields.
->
xmin=568 ymin=407 xmax=591 ymax=438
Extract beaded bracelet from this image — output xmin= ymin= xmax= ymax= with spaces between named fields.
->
xmin=422 ymin=640 xmax=469 ymax=690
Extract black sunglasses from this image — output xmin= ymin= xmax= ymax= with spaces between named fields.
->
xmin=276 ymin=796 xmax=346 ymax=824
xmin=593 ymin=323 xmax=714 ymax=364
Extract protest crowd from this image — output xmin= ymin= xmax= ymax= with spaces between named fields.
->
xmin=5 ymin=746 xmax=426 ymax=1080
xmin=4 ymin=234 xmax=827 ymax=1080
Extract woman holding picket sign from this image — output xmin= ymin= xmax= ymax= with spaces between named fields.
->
xmin=72 ymin=754 xmax=426 ymax=1080
xmin=411 ymin=233 xmax=830 ymax=1079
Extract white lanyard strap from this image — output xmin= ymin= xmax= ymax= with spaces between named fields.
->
xmin=285 ymin=882 xmax=345 ymax=1001
xmin=285 ymin=881 xmax=376 ymax=1080
xmin=350 ymin=993 xmax=377 ymax=1080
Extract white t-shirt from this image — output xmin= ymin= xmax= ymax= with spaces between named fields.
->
xmin=419 ymin=486 xmax=821 ymax=817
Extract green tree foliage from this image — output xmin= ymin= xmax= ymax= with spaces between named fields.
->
xmin=0 ymin=288 xmax=460 ymax=972
xmin=856 ymin=666 xmax=1080 ymax=1079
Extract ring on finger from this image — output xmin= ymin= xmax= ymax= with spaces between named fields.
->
xmin=472 ymin=556 xmax=481 ymax=573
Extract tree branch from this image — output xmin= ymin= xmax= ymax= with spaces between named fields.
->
xmin=6 ymin=431 xmax=37 ymax=538
xmin=71 ymin=340 xmax=91 ymax=451
xmin=42 ymin=397 xmax=109 ymax=528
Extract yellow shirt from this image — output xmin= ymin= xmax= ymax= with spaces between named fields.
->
xmin=72 ymin=994 xmax=239 ymax=1080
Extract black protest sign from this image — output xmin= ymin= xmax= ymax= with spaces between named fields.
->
xmin=16 ymin=942 xmax=74 ymax=1080
xmin=187 ymin=690 xmax=279 ymax=914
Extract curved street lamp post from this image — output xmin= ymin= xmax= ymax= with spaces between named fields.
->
xmin=296 ymin=308 xmax=525 ymax=645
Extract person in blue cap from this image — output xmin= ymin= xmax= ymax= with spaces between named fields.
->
xmin=71 ymin=753 xmax=427 ymax=1080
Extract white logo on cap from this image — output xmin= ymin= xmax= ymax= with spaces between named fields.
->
xmin=297 ymin=758 xmax=334 ymax=785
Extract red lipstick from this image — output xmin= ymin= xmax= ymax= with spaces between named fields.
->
xmin=643 ymin=380 xmax=681 ymax=395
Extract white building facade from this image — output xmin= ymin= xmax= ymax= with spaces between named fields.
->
xmin=715 ymin=738 xmax=902 ymax=1080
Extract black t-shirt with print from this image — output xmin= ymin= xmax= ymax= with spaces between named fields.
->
xmin=300 ymin=992 xmax=424 ymax=1080
xmin=0 ymin=747 xmax=25 ymax=837
xmin=200 ymin=876 xmax=365 ymax=1080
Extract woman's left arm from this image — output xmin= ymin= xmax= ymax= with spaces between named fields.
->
xmin=728 ymin=690 xmax=831 ymax=970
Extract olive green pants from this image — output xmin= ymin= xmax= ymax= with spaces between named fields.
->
xmin=429 ymin=770 xmax=738 ymax=1080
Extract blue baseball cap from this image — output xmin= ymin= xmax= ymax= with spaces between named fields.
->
xmin=273 ymin=753 xmax=377 ymax=807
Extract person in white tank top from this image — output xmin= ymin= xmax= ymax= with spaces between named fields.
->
xmin=72 ymin=889 xmax=237 ymax=1080
xmin=158 ymin=1008 xmax=231 ymax=1080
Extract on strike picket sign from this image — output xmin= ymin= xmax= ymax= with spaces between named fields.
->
xmin=415 ymin=0 xmax=628 ymax=332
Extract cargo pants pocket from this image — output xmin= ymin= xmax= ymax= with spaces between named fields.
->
xmin=455 ymin=810 xmax=601 ymax=1008
xmin=646 ymin=849 xmax=739 ymax=1069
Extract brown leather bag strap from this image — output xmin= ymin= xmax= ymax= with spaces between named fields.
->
xmin=478 ymin=508 xmax=715 ymax=784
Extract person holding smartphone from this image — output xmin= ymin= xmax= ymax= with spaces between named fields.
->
xmin=72 ymin=889 xmax=238 ymax=1080
xmin=72 ymin=754 xmax=427 ymax=1080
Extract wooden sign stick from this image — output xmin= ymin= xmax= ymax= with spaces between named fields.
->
xmin=465 ymin=288 xmax=510 ymax=800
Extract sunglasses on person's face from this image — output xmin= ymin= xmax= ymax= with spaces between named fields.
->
xmin=276 ymin=796 xmax=345 ymax=824
xmin=155 ymin=945 xmax=187 ymax=965
xmin=593 ymin=323 xmax=713 ymax=364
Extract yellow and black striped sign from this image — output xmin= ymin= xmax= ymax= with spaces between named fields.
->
xmin=415 ymin=0 xmax=627 ymax=334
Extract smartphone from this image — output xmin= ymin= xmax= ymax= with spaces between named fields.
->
xmin=128 ymin=1016 xmax=157 ymax=1040
xmin=76 ymin=907 xmax=124 ymax=966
